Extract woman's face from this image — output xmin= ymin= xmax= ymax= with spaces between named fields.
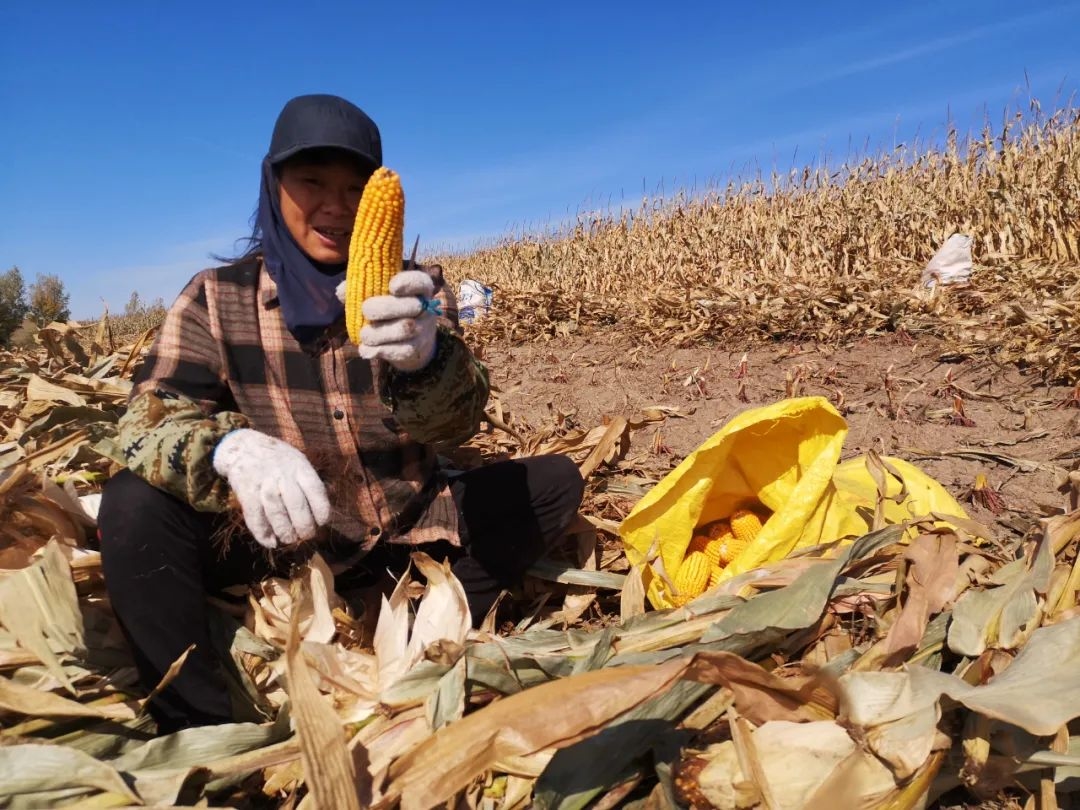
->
xmin=277 ymin=155 xmax=371 ymax=263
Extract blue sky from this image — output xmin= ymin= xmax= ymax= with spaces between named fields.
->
xmin=2 ymin=1 xmax=1078 ymax=319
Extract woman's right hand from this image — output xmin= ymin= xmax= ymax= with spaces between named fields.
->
xmin=211 ymin=429 xmax=331 ymax=548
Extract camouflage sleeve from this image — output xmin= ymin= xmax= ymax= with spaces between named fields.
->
xmin=120 ymin=271 xmax=248 ymax=511
xmin=118 ymin=390 xmax=250 ymax=512
xmin=379 ymin=325 xmax=490 ymax=447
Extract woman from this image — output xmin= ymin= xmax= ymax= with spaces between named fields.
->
xmin=97 ymin=94 xmax=585 ymax=733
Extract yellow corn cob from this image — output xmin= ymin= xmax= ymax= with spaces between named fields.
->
xmin=716 ymin=533 xmax=747 ymax=565
xmin=674 ymin=550 xmax=711 ymax=603
xmin=345 ymin=167 xmax=405 ymax=343
xmin=687 ymin=533 xmax=716 ymax=565
xmin=707 ymin=564 xmax=723 ymax=590
xmin=688 ymin=520 xmax=730 ymax=566
xmin=730 ymin=508 xmax=763 ymax=547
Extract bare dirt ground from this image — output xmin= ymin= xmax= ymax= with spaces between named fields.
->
xmin=478 ymin=328 xmax=1080 ymax=531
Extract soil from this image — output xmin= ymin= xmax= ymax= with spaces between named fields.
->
xmin=476 ymin=328 xmax=1080 ymax=530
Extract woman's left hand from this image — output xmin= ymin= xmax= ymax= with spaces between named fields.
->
xmin=337 ymin=270 xmax=438 ymax=372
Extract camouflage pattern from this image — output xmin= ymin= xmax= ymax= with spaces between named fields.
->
xmin=379 ymin=324 xmax=491 ymax=448
xmin=117 ymin=390 xmax=250 ymax=512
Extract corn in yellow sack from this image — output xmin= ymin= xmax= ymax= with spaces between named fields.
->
xmin=618 ymin=396 xmax=968 ymax=610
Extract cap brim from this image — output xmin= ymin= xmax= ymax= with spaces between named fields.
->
xmin=268 ymin=142 xmax=379 ymax=170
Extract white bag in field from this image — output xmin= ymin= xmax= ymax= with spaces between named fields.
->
xmin=457 ymin=279 xmax=493 ymax=324
xmin=921 ymin=233 xmax=973 ymax=289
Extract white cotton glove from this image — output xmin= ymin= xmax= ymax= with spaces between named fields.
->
xmin=336 ymin=270 xmax=438 ymax=372
xmin=212 ymin=429 xmax=331 ymax=549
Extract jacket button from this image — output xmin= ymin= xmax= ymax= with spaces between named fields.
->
xmin=333 ymin=409 xmax=345 ymax=420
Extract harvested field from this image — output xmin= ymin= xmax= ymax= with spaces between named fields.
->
xmin=443 ymin=106 xmax=1080 ymax=385
xmin=478 ymin=331 xmax=1079 ymax=535
xmin=1 ymin=102 xmax=1079 ymax=808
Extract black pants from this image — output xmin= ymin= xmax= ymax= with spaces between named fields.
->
xmin=98 ymin=455 xmax=584 ymax=732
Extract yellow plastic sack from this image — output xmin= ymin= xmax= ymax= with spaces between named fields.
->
xmin=619 ymin=396 xmax=968 ymax=610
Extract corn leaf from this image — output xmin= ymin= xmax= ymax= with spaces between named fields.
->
xmin=699 ymin=525 xmax=903 ymax=646
xmin=948 ymin=528 xmax=1053 ymax=656
xmin=284 ymin=583 xmax=362 ymax=810
xmin=0 ymin=674 xmax=135 ymax=722
xmin=844 ymin=616 xmax=1080 ymax=740
xmin=532 ymin=680 xmax=706 ymax=810
xmin=0 ymin=744 xmax=140 ymax=807
xmin=0 ymin=540 xmax=85 ymax=692
xmin=385 ymin=656 xmax=694 ymax=809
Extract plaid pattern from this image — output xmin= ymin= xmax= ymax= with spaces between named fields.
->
xmin=122 ymin=256 xmax=487 ymax=550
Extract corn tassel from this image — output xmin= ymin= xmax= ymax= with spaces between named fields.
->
xmin=345 ymin=167 xmax=405 ymax=343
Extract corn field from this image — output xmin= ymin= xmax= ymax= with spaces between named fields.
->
xmin=436 ymin=104 xmax=1080 ymax=382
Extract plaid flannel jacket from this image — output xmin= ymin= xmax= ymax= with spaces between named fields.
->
xmin=117 ymin=256 xmax=490 ymax=549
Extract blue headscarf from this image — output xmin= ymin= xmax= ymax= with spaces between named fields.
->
xmin=256 ymin=94 xmax=383 ymax=345
xmin=256 ymin=158 xmax=346 ymax=345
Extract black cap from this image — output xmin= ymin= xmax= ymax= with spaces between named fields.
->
xmin=267 ymin=94 xmax=382 ymax=169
